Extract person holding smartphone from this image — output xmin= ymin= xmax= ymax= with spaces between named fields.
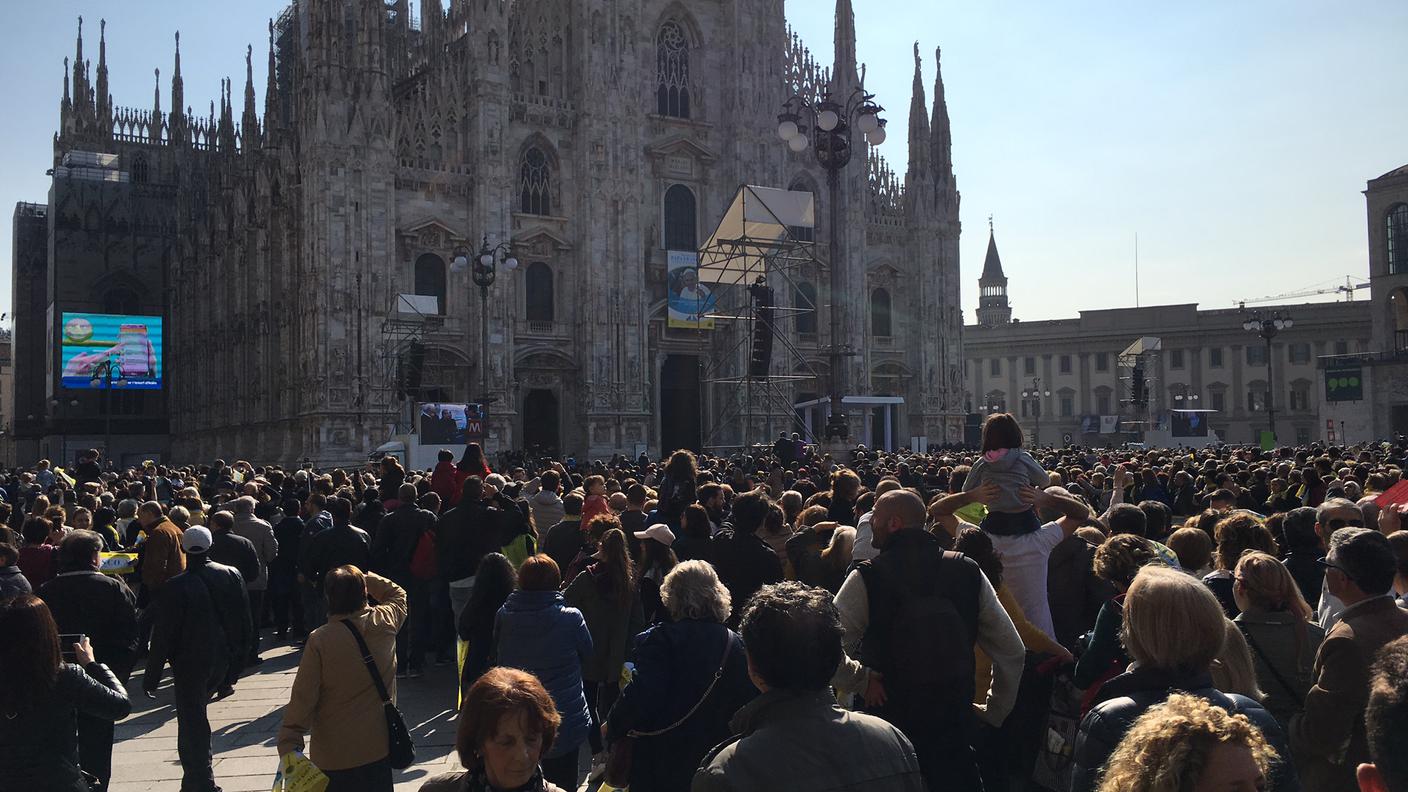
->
xmin=0 ymin=595 xmax=132 ymax=792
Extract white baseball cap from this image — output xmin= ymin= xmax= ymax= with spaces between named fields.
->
xmin=181 ymin=526 xmax=213 ymax=554
xmin=633 ymin=523 xmax=676 ymax=548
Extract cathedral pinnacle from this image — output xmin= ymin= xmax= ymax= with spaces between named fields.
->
xmin=96 ymin=19 xmax=111 ymax=132
xmin=930 ymin=46 xmax=955 ymax=189
xmin=264 ymin=19 xmax=279 ymax=140
xmin=907 ymin=42 xmax=931 ymax=177
xmin=832 ymin=0 xmax=859 ymax=88
xmin=171 ymin=31 xmax=185 ymax=136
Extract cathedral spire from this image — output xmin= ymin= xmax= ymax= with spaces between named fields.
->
xmin=907 ymin=42 xmax=931 ymax=177
xmin=170 ymin=32 xmax=186 ymax=141
xmin=242 ymin=43 xmax=260 ymax=143
xmin=72 ymin=17 xmax=90 ymax=124
xmin=264 ymin=20 xmax=279 ymax=142
xmin=151 ymin=67 xmax=163 ymax=143
xmin=977 ymin=217 xmax=1012 ymax=326
xmin=95 ymin=19 xmax=111 ymax=133
xmin=60 ymin=56 xmax=71 ymax=130
xmin=930 ymin=46 xmax=954 ymax=187
xmin=832 ymin=0 xmax=859 ymax=89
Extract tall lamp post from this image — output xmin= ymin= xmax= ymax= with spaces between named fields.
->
xmin=89 ymin=358 xmax=124 ymax=467
xmin=1021 ymin=377 xmax=1051 ymax=447
xmin=1242 ymin=310 xmax=1292 ymax=443
xmin=453 ymin=237 xmax=518 ymax=405
xmin=777 ymin=85 xmax=887 ymax=443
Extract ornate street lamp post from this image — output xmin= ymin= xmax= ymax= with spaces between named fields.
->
xmin=777 ymin=84 xmax=886 ymax=443
xmin=453 ymin=237 xmax=518 ymax=405
xmin=1021 ymin=377 xmax=1052 ymax=447
xmin=89 ymin=359 xmax=124 ymax=467
xmin=1242 ymin=310 xmax=1293 ymax=443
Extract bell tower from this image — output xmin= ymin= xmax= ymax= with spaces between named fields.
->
xmin=977 ymin=217 xmax=1012 ymax=326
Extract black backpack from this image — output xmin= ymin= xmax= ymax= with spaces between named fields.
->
xmin=858 ymin=549 xmax=978 ymax=730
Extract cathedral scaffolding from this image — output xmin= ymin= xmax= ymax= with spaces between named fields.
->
xmin=696 ymin=186 xmax=824 ymax=451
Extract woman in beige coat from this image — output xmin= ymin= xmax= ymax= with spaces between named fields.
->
xmin=277 ymin=565 xmax=407 ymax=791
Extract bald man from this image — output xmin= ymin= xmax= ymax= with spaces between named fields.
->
xmin=832 ymin=489 xmax=1024 ymax=792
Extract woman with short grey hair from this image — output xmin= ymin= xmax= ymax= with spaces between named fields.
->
xmin=661 ymin=558 xmax=732 ymax=623
xmin=605 ymin=561 xmax=756 ymax=791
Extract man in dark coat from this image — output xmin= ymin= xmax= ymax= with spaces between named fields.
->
xmin=708 ymin=489 xmax=783 ymax=626
xmin=207 ymin=511 xmax=259 ymax=592
xmin=145 ymin=526 xmax=251 ymax=792
xmin=372 ymin=483 xmax=438 ymax=675
xmin=695 ymin=582 xmax=925 ymax=791
xmin=37 ymin=529 xmax=138 ymax=792
xmin=301 ymin=497 xmax=371 ymax=591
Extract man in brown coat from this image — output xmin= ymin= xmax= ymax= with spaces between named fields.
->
xmin=138 ymin=500 xmax=185 ymax=596
xmin=1291 ymin=528 xmax=1408 ymax=791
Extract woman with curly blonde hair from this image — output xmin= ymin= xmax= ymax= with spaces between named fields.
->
xmin=1096 ymin=693 xmax=1277 ymax=792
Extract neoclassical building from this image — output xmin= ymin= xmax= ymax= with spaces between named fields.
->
xmin=13 ymin=0 xmax=966 ymax=465
xmin=963 ymin=225 xmax=1376 ymax=446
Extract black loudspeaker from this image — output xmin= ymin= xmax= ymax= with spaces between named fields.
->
xmin=748 ymin=279 xmax=774 ymax=379
xmin=1131 ymin=362 xmax=1146 ymax=406
xmin=400 ymin=340 xmax=425 ymax=398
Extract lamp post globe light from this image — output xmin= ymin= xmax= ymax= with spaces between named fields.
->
xmin=462 ymin=235 xmax=518 ymax=406
xmin=1021 ymin=377 xmax=1052 ymax=447
xmin=778 ymin=84 xmax=886 ymax=444
xmin=1242 ymin=310 xmax=1292 ymax=444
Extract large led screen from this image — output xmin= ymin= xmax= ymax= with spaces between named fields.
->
xmin=60 ymin=313 xmax=163 ymax=389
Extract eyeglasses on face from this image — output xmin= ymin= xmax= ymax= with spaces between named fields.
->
xmin=1315 ymin=556 xmax=1354 ymax=580
xmin=1326 ymin=518 xmax=1363 ymax=531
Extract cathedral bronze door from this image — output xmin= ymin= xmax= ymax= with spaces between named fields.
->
xmin=660 ymin=355 xmax=702 ymax=453
xmin=523 ymin=389 xmax=560 ymax=458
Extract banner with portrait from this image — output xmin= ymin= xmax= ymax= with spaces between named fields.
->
xmin=667 ymin=250 xmax=716 ymax=330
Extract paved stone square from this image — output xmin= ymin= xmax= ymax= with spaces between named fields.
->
xmin=110 ymin=639 xmax=466 ymax=792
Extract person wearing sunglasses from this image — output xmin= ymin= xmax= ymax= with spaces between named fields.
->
xmin=1313 ymin=498 xmax=1367 ymax=632
xmin=1290 ymin=528 xmax=1408 ymax=792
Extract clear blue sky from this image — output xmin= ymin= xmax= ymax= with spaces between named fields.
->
xmin=2 ymin=1 xmax=1405 ymax=322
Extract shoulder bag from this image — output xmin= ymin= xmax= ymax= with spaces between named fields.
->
xmin=603 ymin=630 xmax=735 ymax=788
xmin=341 ymin=619 xmax=416 ymax=769
xmin=1236 ymin=621 xmax=1304 ymax=708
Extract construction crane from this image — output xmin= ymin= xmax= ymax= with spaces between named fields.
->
xmin=1238 ymin=276 xmax=1369 ymax=309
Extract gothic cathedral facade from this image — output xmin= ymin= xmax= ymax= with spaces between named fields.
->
xmin=35 ymin=0 xmax=963 ymax=465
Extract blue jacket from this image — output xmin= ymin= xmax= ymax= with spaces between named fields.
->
xmin=607 ymin=619 xmax=757 ymax=792
xmin=493 ymin=590 xmax=593 ymax=758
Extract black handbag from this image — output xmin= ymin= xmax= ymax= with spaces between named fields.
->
xmin=341 ymin=620 xmax=416 ymax=770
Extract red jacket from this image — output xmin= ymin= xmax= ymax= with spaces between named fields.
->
xmin=431 ymin=461 xmax=459 ymax=505
xmin=581 ymin=494 xmax=610 ymax=527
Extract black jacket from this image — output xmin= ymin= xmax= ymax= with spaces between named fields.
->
xmin=1072 ymin=667 xmax=1298 ymax=792
xmin=146 ymin=557 xmax=252 ymax=690
xmin=209 ymin=530 xmax=260 ymax=589
xmin=37 ymin=570 xmax=139 ymax=680
xmin=1046 ymin=534 xmax=1116 ymax=649
xmin=543 ymin=518 xmax=585 ymax=574
xmin=301 ymin=524 xmax=372 ymax=586
xmin=0 ymin=662 xmax=131 ymax=792
xmin=371 ymin=504 xmax=436 ymax=580
xmin=1283 ymin=550 xmax=1323 ymax=610
xmin=709 ymin=530 xmax=783 ymax=625
xmin=269 ymin=515 xmax=304 ymax=593
xmin=436 ymin=500 xmax=501 ymax=582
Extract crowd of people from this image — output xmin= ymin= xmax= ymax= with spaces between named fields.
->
xmin=4 ymin=422 xmax=1408 ymax=792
